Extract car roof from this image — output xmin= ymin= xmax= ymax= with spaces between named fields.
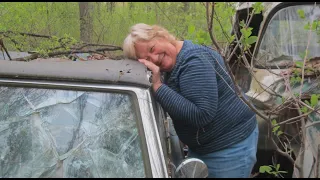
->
xmin=0 ymin=59 xmax=151 ymax=88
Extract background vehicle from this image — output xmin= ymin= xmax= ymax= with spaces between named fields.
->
xmin=0 ymin=59 xmax=208 ymax=178
xmin=227 ymin=2 xmax=320 ymax=178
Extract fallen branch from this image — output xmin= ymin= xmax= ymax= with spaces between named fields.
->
xmin=11 ymin=47 xmax=121 ymax=61
xmin=75 ymin=43 xmax=122 ymax=50
xmin=1 ymin=30 xmax=123 ymax=52
xmin=12 ymin=53 xmax=39 ymax=61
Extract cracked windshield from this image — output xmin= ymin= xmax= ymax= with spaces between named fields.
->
xmin=256 ymin=4 xmax=320 ymax=67
xmin=0 ymin=86 xmax=145 ymax=178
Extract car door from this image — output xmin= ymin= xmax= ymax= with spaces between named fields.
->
xmin=0 ymin=79 xmax=160 ymax=178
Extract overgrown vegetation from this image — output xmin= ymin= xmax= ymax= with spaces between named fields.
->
xmin=1 ymin=2 xmax=320 ymax=178
xmin=0 ymin=2 xmax=234 ymax=55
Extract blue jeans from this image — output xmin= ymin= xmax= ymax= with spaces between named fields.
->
xmin=188 ymin=124 xmax=259 ymax=178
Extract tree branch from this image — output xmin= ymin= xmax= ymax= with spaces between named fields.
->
xmin=299 ymin=11 xmax=314 ymax=98
xmin=3 ymin=34 xmax=23 ymax=52
xmin=0 ymin=39 xmax=12 ymax=60
xmin=205 ymin=2 xmax=222 ymax=53
xmin=0 ymin=31 xmax=51 ymax=39
xmin=11 ymin=47 xmax=121 ymax=61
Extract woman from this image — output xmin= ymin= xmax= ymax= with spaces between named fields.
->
xmin=123 ymin=23 xmax=259 ymax=178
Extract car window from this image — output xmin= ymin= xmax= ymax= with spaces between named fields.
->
xmin=0 ymin=86 xmax=145 ymax=178
xmin=256 ymin=4 xmax=320 ymax=67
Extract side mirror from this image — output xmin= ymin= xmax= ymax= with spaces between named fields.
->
xmin=174 ymin=158 xmax=208 ymax=178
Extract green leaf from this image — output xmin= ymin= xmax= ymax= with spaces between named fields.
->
xmin=295 ymin=61 xmax=303 ymax=68
xmin=246 ymin=28 xmax=253 ymax=37
xmin=240 ymin=28 xmax=246 ymax=38
xmin=252 ymin=2 xmax=264 ymax=14
xmin=197 ymin=37 xmax=204 ymax=44
xmin=240 ymin=20 xmax=245 ymax=28
xmin=301 ymin=106 xmax=308 ymax=113
xmin=240 ymin=27 xmax=252 ymax=38
xmin=297 ymin=9 xmax=305 ymax=19
xmin=305 ymin=100 xmax=311 ymax=106
xmin=188 ymin=25 xmax=195 ymax=34
xmin=259 ymin=165 xmax=272 ymax=173
xmin=277 ymin=131 xmax=283 ymax=136
xmin=271 ymin=119 xmax=277 ymax=126
xmin=306 ymin=69 xmax=313 ymax=74
xmin=276 ymin=164 xmax=280 ymax=171
xmin=281 ymin=96 xmax=285 ymax=103
xmin=304 ymin=22 xmax=311 ymax=30
xmin=272 ymin=125 xmax=280 ymax=133
xmin=246 ymin=36 xmax=257 ymax=45
xmin=271 ymin=172 xmax=277 ymax=175
xmin=293 ymin=69 xmax=300 ymax=76
xmin=230 ymin=35 xmax=235 ymax=42
xmin=312 ymin=20 xmax=318 ymax=31
xmin=311 ymin=94 xmax=319 ymax=108
xmin=296 ymin=76 xmax=302 ymax=82
xmin=290 ymin=77 xmax=296 ymax=84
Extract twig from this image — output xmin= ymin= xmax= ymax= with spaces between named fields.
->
xmin=205 ymin=2 xmax=222 ymax=53
xmin=299 ymin=4 xmax=315 ymax=97
xmin=76 ymin=43 xmax=122 ymax=50
xmin=305 ymin=120 xmax=320 ymax=128
xmin=0 ymin=31 xmax=51 ymax=39
xmin=154 ymin=3 xmax=175 ymax=29
xmin=271 ymin=137 xmax=298 ymax=168
xmin=293 ymin=102 xmax=305 ymax=178
xmin=213 ymin=11 xmax=231 ymax=43
xmin=3 ymin=34 xmax=23 ymax=52
xmin=275 ymin=112 xmax=312 ymax=126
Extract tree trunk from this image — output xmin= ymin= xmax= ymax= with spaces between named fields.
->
xmin=183 ymin=2 xmax=190 ymax=12
xmin=129 ymin=2 xmax=134 ymax=18
xmin=108 ymin=2 xmax=115 ymax=13
xmin=155 ymin=2 xmax=160 ymax=24
xmin=79 ymin=2 xmax=93 ymax=43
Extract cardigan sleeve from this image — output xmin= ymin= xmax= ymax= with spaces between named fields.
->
xmin=155 ymin=54 xmax=219 ymax=128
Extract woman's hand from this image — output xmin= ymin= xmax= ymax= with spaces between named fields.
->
xmin=138 ymin=59 xmax=162 ymax=91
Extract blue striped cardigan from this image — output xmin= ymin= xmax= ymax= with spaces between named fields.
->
xmin=155 ymin=40 xmax=257 ymax=155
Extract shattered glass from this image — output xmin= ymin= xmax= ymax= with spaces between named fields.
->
xmin=0 ymin=86 xmax=145 ymax=178
xmin=257 ymin=4 xmax=320 ymax=67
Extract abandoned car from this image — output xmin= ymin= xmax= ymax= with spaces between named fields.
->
xmin=0 ymin=59 xmax=208 ymax=178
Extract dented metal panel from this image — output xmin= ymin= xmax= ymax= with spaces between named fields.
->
xmin=0 ymin=59 xmax=151 ymax=88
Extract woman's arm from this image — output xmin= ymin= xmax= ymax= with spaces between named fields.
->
xmin=155 ymin=54 xmax=219 ymax=128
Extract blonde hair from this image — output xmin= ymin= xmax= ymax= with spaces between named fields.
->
xmin=123 ymin=23 xmax=177 ymax=60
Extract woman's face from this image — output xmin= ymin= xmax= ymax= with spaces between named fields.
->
xmin=134 ymin=37 xmax=178 ymax=72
